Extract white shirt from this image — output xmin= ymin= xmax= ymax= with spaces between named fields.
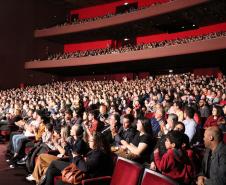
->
xmin=183 ymin=118 xmax=197 ymax=142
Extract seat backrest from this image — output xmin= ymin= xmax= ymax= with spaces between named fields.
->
xmin=110 ymin=157 xmax=143 ymax=185
xmin=141 ymin=169 xmax=178 ymax=185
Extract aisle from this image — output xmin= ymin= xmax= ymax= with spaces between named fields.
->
xmin=0 ymin=144 xmax=33 ymax=185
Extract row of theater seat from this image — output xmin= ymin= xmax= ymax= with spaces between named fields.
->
xmin=53 ymin=132 xmax=226 ymax=185
xmin=54 ymin=157 xmax=178 ymax=185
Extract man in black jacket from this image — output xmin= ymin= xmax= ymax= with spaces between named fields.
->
xmin=197 ymin=126 xmax=226 ymax=185
xmin=115 ymin=114 xmax=136 ymax=146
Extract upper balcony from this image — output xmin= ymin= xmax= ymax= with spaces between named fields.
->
xmin=34 ymin=0 xmax=208 ymax=39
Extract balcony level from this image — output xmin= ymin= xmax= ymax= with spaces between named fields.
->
xmin=25 ymin=36 xmax=226 ymax=70
xmin=34 ymin=0 xmax=208 ymax=38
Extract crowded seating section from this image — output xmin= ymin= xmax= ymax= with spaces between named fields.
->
xmin=0 ymin=73 xmax=226 ymax=185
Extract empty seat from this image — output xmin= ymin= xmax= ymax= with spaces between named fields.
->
xmin=140 ymin=169 xmax=178 ymax=185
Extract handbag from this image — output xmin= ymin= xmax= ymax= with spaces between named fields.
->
xmin=61 ymin=163 xmax=86 ymax=185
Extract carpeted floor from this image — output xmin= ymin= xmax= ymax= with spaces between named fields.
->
xmin=0 ymin=143 xmax=33 ymax=185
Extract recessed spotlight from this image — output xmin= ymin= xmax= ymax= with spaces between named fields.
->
xmin=124 ymin=2 xmax=128 ymax=5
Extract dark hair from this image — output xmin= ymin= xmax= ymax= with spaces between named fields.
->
xmin=46 ymin=124 xmax=53 ymax=132
xmin=182 ymin=133 xmax=190 ymax=149
xmin=184 ymin=106 xmax=195 ymax=118
xmin=88 ymin=110 xmax=99 ymax=120
xmin=174 ymin=122 xmax=185 ymax=133
xmin=93 ymin=132 xmax=111 ymax=154
xmin=41 ymin=115 xmax=50 ymax=125
xmin=123 ymin=114 xmax=134 ymax=124
xmin=138 ymin=117 xmax=153 ymax=136
xmin=65 ymin=109 xmax=73 ymax=116
xmin=73 ymin=108 xmax=83 ymax=118
xmin=212 ymin=105 xmax=223 ymax=117
xmin=134 ymin=109 xmax=144 ymax=119
xmin=76 ymin=125 xmax=84 ymax=139
xmin=53 ymin=126 xmax=61 ymax=135
xmin=166 ymin=130 xmax=184 ymax=149
xmin=174 ymin=101 xmax=182 ymax=109
xmin=111 ymin=113 xmax=121 ymax=128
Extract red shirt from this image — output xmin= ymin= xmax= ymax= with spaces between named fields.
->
xmin=204 ymin=115 xmax=224 ymax=128
xmin=154 ymin=148 xmax=193 ymax=184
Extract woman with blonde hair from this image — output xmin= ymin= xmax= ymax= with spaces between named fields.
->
xmin=26 ymin=125 xmax=70 ymax=183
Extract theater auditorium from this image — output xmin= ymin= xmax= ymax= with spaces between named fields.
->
xmin=0 ymin=0 xmax=226 ymax=185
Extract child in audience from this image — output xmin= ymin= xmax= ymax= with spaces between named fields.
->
xmin=154 ymin=130 xmax=193 ymax=184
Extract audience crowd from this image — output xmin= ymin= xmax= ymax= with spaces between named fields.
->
xmin=37 ymin=0 xmax=174 ymax=30
xmin=30 ymin=31 xmax=226 ymax=62
xmin=0 ymin=73 xmax=226 ymax=185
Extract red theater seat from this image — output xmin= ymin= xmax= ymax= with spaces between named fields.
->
xmin=140 ymin=169 xmax=178 ymax=185
xmin=55 ymin=157 xmax=143 ymax=185
xmin=109 ymin=157 xmax=143 ymax=185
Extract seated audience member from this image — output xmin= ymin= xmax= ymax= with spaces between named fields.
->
xmin=204 ymin=105 xmax=224 ymax=128
xmin=114 ymin=114 xmax=137 ymax=146
xmin=197 ymin=126 xmax=226 ymax=185
xmin=6 ymin=109 xmax=34 ymax=156
xmin=174 ymin=122 xmax=186 ymax=133
xmin=182 ymin=133 xmax=200 ymax=179
xmin=218 ymin=105 xmax=226 ymax=131
xmin=8 ymin=111 xmax=47 ymax=166
xmin=172 ymin=101 xmax=184 ymax=122
xmin=150 ymin=114 xmax=179 ymax=166
xmin=198 ymin=99 xmax=210 ymax=125
xmin=26 ymin=126 xmax=70 ymax=183
xmin=43 ymin=132 xmax=113 ymax=185
xmin=161 ymin=113 xmax=178 ymax=135
xmin=119 ymin=118 xmax=154 ymax=164
xmin=154 ymin=130 xmax=194 ymax=184
xmin=149 ymin=107 xmax=165 ymax=137
xmin=219 ymin=93 xmax=226 ymax=106
xmin=183 ymin=107 xmax=197 ymax=142
xmin=102 ymin=113 xmax=120 ymax=145
xmin=120 ymin=106 xmax=133 ymax=124
xmin=62 ymin=109 xmax=73 ymax=127
xmin=83 ymin=110 xmax=103 ymax=139
xmin=23 ymin=123 xmax=54 ymax=170
xmin=98 ymin=104 xmax=108 ymax=126
xmin=71 ymin=108 xmax=82 ymax=125
xmin=0 ymin=107 xmax=23 ymax=133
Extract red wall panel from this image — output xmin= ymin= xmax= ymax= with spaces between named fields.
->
xmin=70 ymin=0 xmax=137 ymax=19
xmin=64 ymin=40 xmax=113 ymax=53
xmin=136 ymin=22 xmax=226 ymax=44
xmin=70 ymin=0 xmax=170 ymax=19
xmin=193 ymin=68 xmax=221 ymax=77
xmin=138 ymin=0 xmax=169 ymax=7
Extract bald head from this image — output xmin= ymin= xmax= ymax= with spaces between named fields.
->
xmin=206 ymin=126 xmax=223 ymax=142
